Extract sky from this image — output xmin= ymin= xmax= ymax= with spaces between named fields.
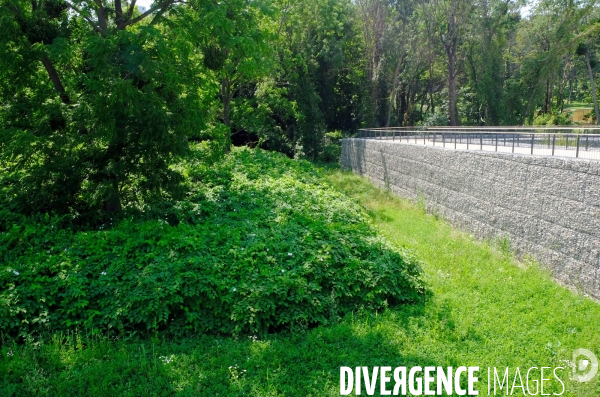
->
xmin=135 ymin=0 xmax=152 ymax=10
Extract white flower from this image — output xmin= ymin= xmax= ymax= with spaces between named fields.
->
xmin=159 ymin=355 xmax=174 ymax=364
xmin=232 ymin=287 xmax=237 ymax=292
xmin=266 ymin=248 xmax=269 ymax=251
xmin=281 ymin=269 xmax=285 ymax=273
xmin=13 ymin=271 xmax=19 ymax=276
xmin=7 ymin=350 xmax=13 ymax=357
xmin=101 ymin=271 xmax=107 ymax=276
xmin=288 ymin=253 xmax=293 ymax=256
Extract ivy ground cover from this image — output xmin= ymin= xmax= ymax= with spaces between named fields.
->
xmin=0 ymin=148 xmax=426 ymax=338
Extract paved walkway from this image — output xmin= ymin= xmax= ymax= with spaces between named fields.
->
xmin=374 ymin=137 xmax=600 ymax=161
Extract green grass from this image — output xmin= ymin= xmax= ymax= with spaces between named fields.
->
xmin=2 ymin=166 xmax=600 ymax=396
xmin=563 ymin=101 xmax=593 ymax=109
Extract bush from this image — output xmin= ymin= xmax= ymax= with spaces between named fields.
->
xmin=532 ymin=111 xmax=572 ymax=126
xmin=318 ymin=130 xmax=344 ymax=163
xmin=420 ymin=112 xmax=449 ymax=126
xmin=0 ymin=147 xmax=426 ymax=338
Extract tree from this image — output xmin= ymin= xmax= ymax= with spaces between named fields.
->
xmin=576 ymin=42 xmax=599 ymax=123
xmin=423 ymin=0 xmax=473 ymax=125
xmin=192 ymin=0 xmax=273 ymax=130
xmin=0 ymin=0 xmax=206 ymax=218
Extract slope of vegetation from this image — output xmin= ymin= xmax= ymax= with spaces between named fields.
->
xmin=2 ymin=167 xmax=600 ymax=396
xmin=0 ymin=148 xmax=426 ymax=338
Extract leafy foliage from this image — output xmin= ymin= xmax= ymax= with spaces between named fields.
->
xmin=0 ymin=0 xmax=210 ymax=220
xmin=0 ymin=148 xmax=426 ymax=338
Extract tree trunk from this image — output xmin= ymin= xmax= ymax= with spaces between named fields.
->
xmin=447 ymin=50 xmax=458 ymax=126
xmin=386 ymin=56 xmax=403 ymax=127
xmin=557 ymin=58 xmax=570 ymax=112
xmin=543 ymin=79 xmax=550 ymax=114
xmin=221 ymin=78 xmax=232 ymax=127
xmin=41 ymin=56 xmax=70 ymax=104
xmin=428 ymin=56 xmax=435 ymax=114
xmin=585 ymin=50 xmax=600 ymax=124
xmin=568 ymin=79 xmax=573 ymax=104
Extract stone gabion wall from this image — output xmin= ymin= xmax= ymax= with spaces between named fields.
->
xmin=342 ymin=138 xmax=600 ymax=299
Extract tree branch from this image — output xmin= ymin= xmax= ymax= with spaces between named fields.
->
xmin=121 ymin=0 xmax=175 ymax=28
xmin=115 ymin=0 xmax=124 ymax=28
xmin=126 ymin=0 xmax=137 ymax=20
xmin=66 ymin=2 xmax=103 ymax=33
xmin=94 ymin=0 xmax=108 ymax=31
xmin=41 ymin=56 xmax=70 ymax=105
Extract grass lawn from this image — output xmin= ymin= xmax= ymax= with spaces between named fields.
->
xmin=2 ymin=166 xmax=600 ymax=396
xmin=563 ymin=101 xmax=593 ymax=109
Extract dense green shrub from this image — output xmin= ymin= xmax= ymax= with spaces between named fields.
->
xmin=318 ymin=130 xmax=344 ymax=163
xmin=0 ymin=148 xmax=426 ymax=337
xmin=419 ymin=112 xmax=449 ymax=126
xmin=532 ymin=111 xmax=572 ymax=126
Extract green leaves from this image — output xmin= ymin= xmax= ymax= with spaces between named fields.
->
xmin=0 ymin=0 xmax=212 ymax=220
xmin=0 ymin=148 xmax=426 ymax=338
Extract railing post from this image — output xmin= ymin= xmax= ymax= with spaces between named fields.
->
xmin=433 ymin=133 xmax=436 ymax=146
xmin=467 ymin=134 xmax=469 ymax=150
xmin=480 ymin=133 xmax=483 ymax=150
xmin=443 ymin=133 xmax=445 ymax=148
xmin=576 ymin=135 xmax=580 ymax=158
xmin=454 ymin=133 xmax=457 ymax=150
xmin=566 ymin=135 xmax=569 ymax=150
xmin=392 ymin=130 xmax=395 ymax=141
xmin=586 ymin=135 xmax=589 ymax=150
xmin=552 ymin=134 xmax=556 ymax=156
xmin=530 ymin=133 xmax=534 ymax=155
xmin=495 ymin=134 xmax=498 ymax=151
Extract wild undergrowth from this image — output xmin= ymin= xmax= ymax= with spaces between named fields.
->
xmin=0 ymin=148 xmax=426 ymax=338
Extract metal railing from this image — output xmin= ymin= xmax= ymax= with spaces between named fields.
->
xmin=356 ymin=127 xmax=600 ymax=161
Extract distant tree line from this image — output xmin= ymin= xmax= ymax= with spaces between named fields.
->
xmin=1 ymin=0 xmax=599 ymax=219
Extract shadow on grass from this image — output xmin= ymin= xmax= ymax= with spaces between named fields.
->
xmin=2 ymin=303 xmax=439 ymax=397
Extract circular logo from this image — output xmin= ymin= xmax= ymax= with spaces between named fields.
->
xmin=572 ymin=348 xmax=598 ymax=383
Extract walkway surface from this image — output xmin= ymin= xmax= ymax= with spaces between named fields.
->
xmin=371 ymin=137 xmax=600 ymax=161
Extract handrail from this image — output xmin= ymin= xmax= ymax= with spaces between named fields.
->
xmin=354 ymin=128 xmax=600 ymax=160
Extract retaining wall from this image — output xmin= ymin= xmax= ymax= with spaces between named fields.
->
xmin=341 ymin=138 xmax=600 ymax=299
